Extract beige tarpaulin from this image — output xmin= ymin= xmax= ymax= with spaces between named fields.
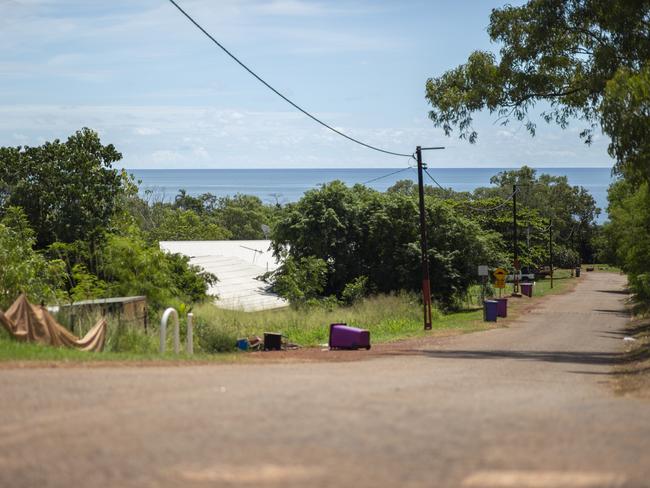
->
xmin=0 ymin=294 xmax=106 ymax=352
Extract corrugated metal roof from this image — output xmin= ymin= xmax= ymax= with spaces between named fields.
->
xmin=160 ymin=240 xmax=288 ymax=312
xmin=60 ymin=296 xmax=147 ymax=307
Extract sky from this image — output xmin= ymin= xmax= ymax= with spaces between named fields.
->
xmin=0 ymin=0 xmax=614 ymax=169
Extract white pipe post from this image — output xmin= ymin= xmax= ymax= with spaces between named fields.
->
xmin=186 ymin=313 xmax=194 ymax=355
xmin=160 ymin=307 xmax=179 ymax=354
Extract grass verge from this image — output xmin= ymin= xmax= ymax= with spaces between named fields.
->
xmin=0 ymin=269 xmax=579 ymax=363
xmin=614 ymin=315 xmax=650 ymax=398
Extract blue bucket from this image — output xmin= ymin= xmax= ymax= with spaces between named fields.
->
xmin=236 ymin=338 xmax=249 ymax=351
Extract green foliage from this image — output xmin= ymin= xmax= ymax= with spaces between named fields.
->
xmin=0 ymin=207 xmax=66 ymax=308
xmin=216 ymin=194 xmax=273 ymax=240
xmin=192 ymin=292 xmax=442 ymax=347
xmin=104 ymin=322 xmax=158 ymax=354
xmin=602 ymin=181 xmax=650 ymax=304
xmin=69 ymin=264 xmax=107 ymax=302
xmin=464 ymin=166 xmax=599 ymax=264
xmin=144 ymin=206 xmax=231 ymax=242
xmin=341 ymin=276 xmax=368 ymax=305
xmin=267 ymin=255 xmax=328 ymax=305
xmin=601 ymin=65 xmax=650 ymax=184
xmin=271 ymin=181 xmax=505 ymax=308
xmin=0 ymin=128 xmax=124 ymax=248
xmin=98 ymin=228 xmax=215 ymax=309
xmin=195 ymin=319 xmax=238 ymax=353
xmin=425 ymin=0 xmax=650 ymax=182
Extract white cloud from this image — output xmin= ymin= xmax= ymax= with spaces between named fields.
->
xmin=134 ymin=127 xmax=161 ymax=136
xmin=0 ymin=103 xmax=614 ymax=169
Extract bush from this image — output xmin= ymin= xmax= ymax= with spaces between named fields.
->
xmin=195 ymin=318 xmax=238 ymax=353
xmin=341 ymin=276 xmax=368 ymax=305
xmin=0 ymin=207 xmax=66 ymax=308
xmin=104 ymin=322 xmax=158 ymax=354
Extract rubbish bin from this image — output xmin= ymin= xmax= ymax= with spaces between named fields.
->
xmin=329 ymin=323 xmax=371 ymax=350
xmin=495 ymin=298 xmax=508 ymax=318
xmin=575 ymin=267 xmax=581 ymax=277
xmin=520 ymin=282 xmax=533 ymax=297
xmin=483 ymin=300 xmax=498 ymax=322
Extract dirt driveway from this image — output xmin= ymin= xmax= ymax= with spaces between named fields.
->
xmin=1 ymin=272 xmax=648 ymax=488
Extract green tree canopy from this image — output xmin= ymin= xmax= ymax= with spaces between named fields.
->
xmin=271 ymin=181 xmax=506 ymax=308
xmin=0 ymin=128 xmax=124 ymax=248
xmin=425 ymin=0 xmax=650 ymax=181
xmin=0 ymin=207 xmax=65 ymax=308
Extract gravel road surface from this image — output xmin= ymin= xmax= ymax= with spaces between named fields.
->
xmin=1 ymin=272 xmax=648 ymax=488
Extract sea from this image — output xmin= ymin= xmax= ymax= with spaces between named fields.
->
xmin=127 ymin=167 xmax=614 ymax=223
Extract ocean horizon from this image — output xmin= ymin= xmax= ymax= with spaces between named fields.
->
xmin=127 ymin=167 xmax=614 ymax=222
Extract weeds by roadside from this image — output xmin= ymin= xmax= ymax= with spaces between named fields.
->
xmin=0 ymin=269 xmax=580 ymax=361
xmin=614 ymin=315 xmax=650 ymax=398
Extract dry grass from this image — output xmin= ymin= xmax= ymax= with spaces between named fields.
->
xmin=614 ymin=316 xmax=650 ymax=398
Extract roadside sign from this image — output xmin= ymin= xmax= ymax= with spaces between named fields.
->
xmin=493 ymin=267 xmax=507 ymax=289
xmin=478 ymin=265 xmax=489 ymax=276
xmin=493 ymin=268 xmax=507 ymax=279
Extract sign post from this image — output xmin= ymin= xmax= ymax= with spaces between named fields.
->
xmin=478 ymin=265 xmax=489 ymax=303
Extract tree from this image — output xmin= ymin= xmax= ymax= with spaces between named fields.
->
xmin=601 ymin=180 xmax=650 ymax=306
xmin=145 ymin=207 xmax=231 ymax=242
xmin=425 ymin=1 xmax=650 ymax=181
xmin=0 ymin=207 xmax=65 ymax=308
xmin=0 ymin=128 xmax=124 ymax=248
xmin=216 ymin=194 xmax=274 ymax=240
xmin=271 ymin=181 xmax=505 ymax=308
xmin=472 ymin=166 xmax=600 ymax=262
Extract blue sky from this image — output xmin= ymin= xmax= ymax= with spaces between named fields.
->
xmin=0 ymin=0 xmax=613 ymax=169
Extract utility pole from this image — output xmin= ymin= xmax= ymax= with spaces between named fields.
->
xmin=512 ymin=184 xmax=520 ymax=295
xmin=549 ymin=218 xmax=554 ymax=289
xmin=416 ymin=145 xmax=444 ymax=330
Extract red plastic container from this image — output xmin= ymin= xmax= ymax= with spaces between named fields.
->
xmin=329 ymin=323 xmax=371 ymax=350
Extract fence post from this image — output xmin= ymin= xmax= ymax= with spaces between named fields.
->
xmin=186 ymin=313 xmax=194 ymax=355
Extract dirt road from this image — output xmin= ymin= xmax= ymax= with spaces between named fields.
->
xmin=1 ymin=273 xmax=648 ymax=488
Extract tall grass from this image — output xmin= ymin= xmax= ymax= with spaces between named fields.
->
xmin=192 ymin=292 xmax=442 ymax=348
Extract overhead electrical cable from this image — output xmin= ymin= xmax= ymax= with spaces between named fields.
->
xmin=167 ymin=0 xmax=412 ymax=158
xmin=423 ymin=168 xmax=518 ymax=213
xmin=423 ymin=167 xmax=446 ymax=191
xmin=362 ymin=166 xmax=413 ymax=185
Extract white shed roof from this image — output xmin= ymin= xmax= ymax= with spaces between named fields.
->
xmin=159 ymin=240 xmax=288 ymax=312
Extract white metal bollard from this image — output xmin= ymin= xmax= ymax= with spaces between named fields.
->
xmin=160 ymin=307 xmax=180 ymax=354
xmin=186 ymin=313 xmax=194 ymax=355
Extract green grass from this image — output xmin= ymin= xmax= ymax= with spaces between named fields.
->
xmin=0 ymin=269 xmax=588 ymax=362
xmin=192 ymin=292 xmax=444 ymax=347
xmin=0 ymin=337 xmax=231 ymax=363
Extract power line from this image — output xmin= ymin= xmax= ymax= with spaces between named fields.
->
xmin=462 ymin=191 xmax=518 ymax=213
xmin=423 ymin=168 xmax=518 ymax=213
xmin=167 ymin=0 xmax=412 ymax=158
xmin=363 ymin=166 xmax=413 ymax=185
xmin=423 ymin=167 xmax=446 ymax=191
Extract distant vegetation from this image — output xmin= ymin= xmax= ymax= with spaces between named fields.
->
xmin=0 ymin=127 xmax=601 ymax=317
xmin=425 ymin=0 xmax=650 ymax=312
xmin=5 ymin=0 xmax=649 ymax=356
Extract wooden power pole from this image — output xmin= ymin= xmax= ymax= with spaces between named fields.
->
xmin=416 ymin=145 xmax=444 ymax=330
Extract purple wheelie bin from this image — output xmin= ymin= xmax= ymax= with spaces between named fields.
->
xmin=520 ymin=282 xmax=533 ymax=297
xmin=329 ymin=323 xmax=371 ymax=350
xmin=495 ymin=297 xmax=508 ymax=318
